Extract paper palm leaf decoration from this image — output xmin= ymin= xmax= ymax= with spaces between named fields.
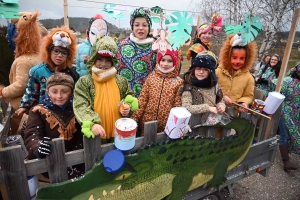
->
xmin=224 ymin=13 xmax=262 ymax=45
xmin=103 ymin=3 xmax=124 ymax=19
xmin=150 ymin=6 xmax=163 ymax=24
xmin=0 ymin=0 xmax=19 ymax=19
xmin=167 ymin=12 xmax=193 ymax=50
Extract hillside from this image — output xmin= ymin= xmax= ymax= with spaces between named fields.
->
xmin=39 ymin=17 xmax=123 ymax=33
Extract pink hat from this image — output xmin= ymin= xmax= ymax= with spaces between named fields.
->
xmin=197 ymin=14 xmax=223 ymax=36
xmin=157 ymin=49 xmax=179 ymax=67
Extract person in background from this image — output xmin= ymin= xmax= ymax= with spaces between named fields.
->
xmin=73 ymin=36 xmax=135 ymax=144
xmin=0 ymin=11 xmax=43 ymax=135
xmin=24 ymin=72 xmax=84 ymax=178
xmin=181 ymin=51 xmax=225 ymax=125
xmin=131 ymin=49 xmax=183 ymax=135
xmin=16 ymin=26 xmax=79 ymax=116
xmin=117 ymin=7 xmax=157 ymax=97
xmin=6 ymin=18 xmax=18 ymax=52
xmin=255 ymin=54 xmax=282 ymax=96
xmin=76 ymin=14 xmax=108 ymax=77
xmin=268 ymin=65 xmax=299 ymax=171
xmin=216 ymin=33 xmax=257 ymax=113
xmin=186 ymin=14 xmax=222 ymax=63
xmin=254 ymin=54 xmax=271 ymax=76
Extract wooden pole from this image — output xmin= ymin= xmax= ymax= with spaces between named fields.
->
xmin=63 ymin=0 xmax=69 ymax=28
xmin=197 ymin=16 xmax=201 ymax=28
xmin=275 ymin=8 xmax=300 ymax=92
xmin=264 ymin=8 xmax=300 ymax=140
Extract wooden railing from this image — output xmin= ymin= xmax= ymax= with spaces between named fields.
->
xmin=0 ymin=90 xmax=282 ymax=200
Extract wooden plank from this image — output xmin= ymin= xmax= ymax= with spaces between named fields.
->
xmin=275 ymin=8 xmax=300 ymax=92
xmin=143 ymin=120 xmax=158 ymax=144
xmin=0 ymin=104 xmax=12 ymax=148
xmin=83 ymin=135 xmax=102 ymax=171
xmin=189 ymin=113 xmax=202 ymax=136
xmin=0 ymin=145 xmax=30 ymax=199
xmin=46 ymin=138 xmax=68 ymax=183
xmin=254 ymin=88 xmax=265 ymax=100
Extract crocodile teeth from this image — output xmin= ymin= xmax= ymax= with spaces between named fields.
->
xmin=110 ymin=190 xmax=115 ymax=195
xmin=117 ymin=185 xmax=121 ymax=190
xmin=88 ymin=195 xmax=94 ymax=200
xmin=103 ymin=190 xmax=107 ymax=196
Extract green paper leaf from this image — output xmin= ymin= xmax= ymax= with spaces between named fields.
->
xmin=165 ymin=14 xmax=173 ymax=25
xmin=151 ymin=16 xmax=161 ymax=23
xmin=150 ymin=6 xmax=162 ymax=15
xmin=103 ymin=3 xmax=123 ymax=20
xmin=224 ymin=13 xmax=262 ymax=45
xmin=0 ymin=2 xmax=19 ymax=19
xmin=167 ymin=12 xmax=193 ymax=50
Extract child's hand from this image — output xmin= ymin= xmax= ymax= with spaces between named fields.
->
xmin=209 ymin=106 xmax=218 ymax=114
xmin=91 ymin=124 xmax=106 ymax=138
xmin=223 ymin=95 xmax=232 ymax=105
xmin=217 ymin=105 xmax=225 ymax=113
xmin=16 ymin=107 xmax=28 ymax=116
xmin=83 ymin=55 xmax=90 ymax=64
xmin=120 ymin=103 xmax=130 ymax=116
xmin=238 ymin=103 xmax=248 ymax=113
xmin=120 ymin=102 xmax=130 ymax=116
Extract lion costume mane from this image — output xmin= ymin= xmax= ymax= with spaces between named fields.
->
xmin=14 ymin=11 xmax=42 ymax=58
xmin=219 ymin=34 xmax=257 ymax=75
xmin=1 ymin=11 xmax=43 ymax=110
xmin=41 ymin=26 xmax=77 ymax=71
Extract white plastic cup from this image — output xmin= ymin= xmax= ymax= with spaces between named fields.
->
xmin=27 ymin=175 xmax=39 ymax=200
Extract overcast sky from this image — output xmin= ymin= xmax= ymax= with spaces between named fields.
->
xmin=0 ymin=0 xmax=200 ymax=29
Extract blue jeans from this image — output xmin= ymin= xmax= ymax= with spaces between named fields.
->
xmin=279 ymin=116 xmax=289 ymax=145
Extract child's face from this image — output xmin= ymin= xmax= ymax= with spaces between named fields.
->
xmin=194 ymin=67 xmax=210 ymax=80
xmin=51 ymin=46 xmax=68 ymax=66
xmin=47 ymin=85 xmax=73 ymax=106
xmin=133 ymin=17 xmax=149 ymax=40
xmin=230 ymin=49 xmax=246 ymax=70
xmin=159 ymin=55 xmax=174 ymax=71
xmin=199 ymin=30 xmax=213 ymax=43
xmin=95 ymin=57 xmax=112 ymax=70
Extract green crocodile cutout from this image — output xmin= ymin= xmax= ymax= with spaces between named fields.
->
xmin=36 ymin=117 xmax=254 ymax=200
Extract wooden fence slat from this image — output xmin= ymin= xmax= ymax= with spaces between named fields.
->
xmin=0 ymin=103 xmax=12 ymax=148
xmin=46 ymin=138 xmax=68 ymax=183
xmin=143 ymin=120 xmax=158 ymax=144
xmin=0 ymin=145 xmax=30 ymax=200
xmin=83 ymin=135 xmax=102 ymax=171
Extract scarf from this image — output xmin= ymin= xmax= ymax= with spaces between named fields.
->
xmin=91 ymin=65 xmax=117 ymax=83
xmin=130 ymin=33 xmax=154 ymax=45
xmin=191 ymin=76 xmax=212 ymax=88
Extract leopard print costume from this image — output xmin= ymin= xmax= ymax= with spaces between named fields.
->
xmin=131 ymin=64 xmax=183 ymax=135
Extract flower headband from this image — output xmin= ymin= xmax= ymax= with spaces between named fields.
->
xmin=197 ymin=14 xmax=223 ymax=36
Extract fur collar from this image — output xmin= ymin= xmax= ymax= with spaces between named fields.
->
xmin=130 ymin=33 xmax=154 ymax=45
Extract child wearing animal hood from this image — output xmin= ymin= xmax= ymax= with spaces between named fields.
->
xmin=132 ymin=49 xmax=183 ymax=135
xmin=73 ymin=36 xmax=136 ymax=144
xmin=216 ymin=33 xmax=257 ymax=113
xmin=17 ymin=26 xmax=79 ymax=115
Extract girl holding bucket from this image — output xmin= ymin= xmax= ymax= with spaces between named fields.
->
xmin=73 ymin=36 xmax=137 ymax=144
xmin=181 ymin=51 xmax=225 ymax=126
xmin=131 ymin=49 xmax=183 ymax=135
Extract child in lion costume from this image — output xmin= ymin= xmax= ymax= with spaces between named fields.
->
xmin=0 ymin=11 xmax=43 ymax=135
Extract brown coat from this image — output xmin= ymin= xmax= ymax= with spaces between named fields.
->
xmin=132 ymin=65 xmax=183 ymax=134
xmin=2 ymin=54 xmax=42 ymax=110
xmin=24 ymin=102 xmax=83 ymax=160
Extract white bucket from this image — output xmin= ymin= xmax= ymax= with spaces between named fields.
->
xmin=263 ymin=92 xmax=285 ymax=114
xmin=27 ymin=175 xmax=38 ymax=200
xmin=114 ymin=118 xmax=137 ymax=151
xmin=164 ymin=107 xmax=191 ymax=139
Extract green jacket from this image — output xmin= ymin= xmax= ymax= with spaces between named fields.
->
xmin=73 ymin=74 xmax=133 ymax=124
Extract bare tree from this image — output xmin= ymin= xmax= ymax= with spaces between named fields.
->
xmin=189 ymin=0 xmax=300 ymax=60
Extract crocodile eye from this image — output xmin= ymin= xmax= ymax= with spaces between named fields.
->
xmin=116 ymin=173 xmax=131 ymax=180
